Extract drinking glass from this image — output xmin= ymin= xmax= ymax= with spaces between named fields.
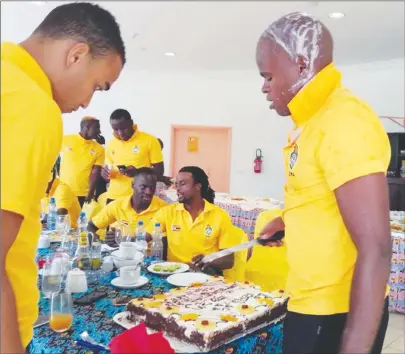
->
xmin=56 ymin=215 xmax=71 ymax=237
xmin=50 ymin=293 xmax=73 ymax=333
xmin=115 ymin=222 xmax=131 ymax=245
xmin=41 ymin=262 xmax=62 ymax=298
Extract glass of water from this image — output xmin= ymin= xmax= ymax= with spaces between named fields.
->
xmin=41 ymin=262 xmax=62 ymax=299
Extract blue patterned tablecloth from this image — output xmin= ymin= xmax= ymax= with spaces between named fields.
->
xmin=31 ymin=247 xmax=283 ymax=354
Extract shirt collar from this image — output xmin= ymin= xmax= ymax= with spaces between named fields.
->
xmin=113 ymin=124 xmax=140 ymax=141
xmin=129 ymin=196 xmax=162 ymax=215
xmin=175 ymin=199 xmax=215 ymax=213
xmin=1 ymin=42 xmax=53 ymax=98
xmin=77 ymin=133 xmax=92 ymax=144
xmin=287 ymin=63 xmax=342 ymax=127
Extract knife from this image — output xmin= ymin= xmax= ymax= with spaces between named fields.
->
xmin=201 ymin=230 xmax=285 ymax=264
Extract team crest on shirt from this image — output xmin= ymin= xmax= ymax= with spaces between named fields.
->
xmin=204 ymin=225 xmax=213 ymax=237
xmin=89 ymin=149 xmax=95 ymax=155
xmin=289 ymin=144 xmax=298 ymax=170
xmin=172 ymin=225 xmax=181 ymax=232
xmin=65 ymin=146 xmax=72 ymax=152
xmin=133 ymin=145 xmax=140 ymax=154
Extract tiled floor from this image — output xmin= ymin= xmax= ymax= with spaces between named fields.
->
xmin=382 ymin=312 xmax=404 ymax=353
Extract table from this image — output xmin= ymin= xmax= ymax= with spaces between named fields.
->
xmin=31 ymin=246 xmax=283 ymax=354
xmin=389 ymin=233 xmax=405 ymax=314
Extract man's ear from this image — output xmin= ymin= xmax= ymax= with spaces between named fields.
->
xmin=296 ymin=55 xmax=308 ymax=74
xmin=66 ymin=42 xmax=91 ymax=68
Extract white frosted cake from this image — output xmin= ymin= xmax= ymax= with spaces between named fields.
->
xmin=126 ymin=276 xmax=288 ymax=351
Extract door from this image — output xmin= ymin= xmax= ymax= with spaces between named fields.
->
xmin=170 ymin=125 xmax=232 ymax=193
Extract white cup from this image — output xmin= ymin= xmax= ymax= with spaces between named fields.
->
xmin=120 ymin=242 xmax=137 ymax=260
xmin=66 ymin=268 xmax=88 ymax=293
xmin=118 ymin=265 xmax=140 ymax=285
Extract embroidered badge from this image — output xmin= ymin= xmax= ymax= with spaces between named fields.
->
xmin=289 ymin=144 xmax=298 ymax=170
xmin=204 ymin=225 xmax=213 ymax=237
xmin=66 ymin=146 xmax=72 ymax=152
xmin=133 ymin=145 xmax=140 ymax=154
xmin=89 ymin=149 xmax=95 ymax=155
xmin=172 ymin=225 xmax=181 ymax=232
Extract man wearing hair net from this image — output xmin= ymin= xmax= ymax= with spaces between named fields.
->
xmin=257 ymin=12 xmax=391 ymax=354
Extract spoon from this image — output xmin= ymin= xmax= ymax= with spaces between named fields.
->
xmin=79 ymin=331 xmax=110 ymax=351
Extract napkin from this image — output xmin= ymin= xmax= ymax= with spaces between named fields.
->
xmin=110 ymin=322 xmax=174 ymax=354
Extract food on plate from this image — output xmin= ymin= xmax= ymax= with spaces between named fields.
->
xmin=126 ymin=277 xmax=288 ymax=351
xmin=152 ymin=263 xmax=182 ymax=273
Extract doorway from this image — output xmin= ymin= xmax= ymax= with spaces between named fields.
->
xmin=170 ymin=125 xmax=232 ymax=193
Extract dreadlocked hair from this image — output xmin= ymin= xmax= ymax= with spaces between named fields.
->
xmin=179 ymin=166 xmax=215 ymax=203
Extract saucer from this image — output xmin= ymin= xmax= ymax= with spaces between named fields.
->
xmin=111 ymin=275 xmax=149 ymax=289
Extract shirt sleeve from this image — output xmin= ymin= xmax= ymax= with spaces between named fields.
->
xmin=149 ymin=137 xmax=164 ymax=164
xmin=1 ymin=92 xmax=62 ymax=219
xmin=218 ymin=210 xmax=239 ymax=249
xmin=316 ymin=109 xmax=391 ymax=191
xmin=94 ymin=146 xmax=105 ymax=166
xmin=92 ymin=202 xmax=117 ymax=230
xmin=54 ymin=184 xmax=72 ymax=211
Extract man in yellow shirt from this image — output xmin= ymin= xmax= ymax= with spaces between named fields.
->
xmin=256 ymin=13 xmax=391 ymax=354
xmin=147 ymin=166 xmax=238 ymax=274
xmin=46 ymin=166 xmax=81 ymax=229
xmin=88 ymin=168 xmax=168 ymax=243
xmin=101 ymin=109 xmax=164 ymax=202
xmin=1 ymin=3 xmax=125 ymax=351
xmin=60 ymin=116 xmax=104 ymax=207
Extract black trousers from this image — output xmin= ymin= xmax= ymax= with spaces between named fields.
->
xmin=283 ymin=298 xmax=389 ymax=354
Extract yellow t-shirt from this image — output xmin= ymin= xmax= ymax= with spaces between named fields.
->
xmin=223 ymin=226 xmax=249 ymax=282
xmin=149 ymin=201 xmax=238 ymax=264
xmin=92 ymin=195 xmax=168 ymax=238
xmin=48 ymin=178 xmax=81 ymax=229
xmin=283 ymin=63 xmax=391 ymax=315
xmin=105 ymin=126 xmax=163 ymax=199
xmin=60 ymin=134 xmax=104 ymax=196
xmin=245 ymin=208 xmax=288 ymax=291
xmin=1 ymin=42 xmax=63 ymax=346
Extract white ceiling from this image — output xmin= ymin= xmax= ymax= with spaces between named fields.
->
xmin=1 ymin=1 xmax=404 ymax=71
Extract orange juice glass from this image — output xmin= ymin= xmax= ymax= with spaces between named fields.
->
xmin=50 ymin=293 xmax=73 ymax=333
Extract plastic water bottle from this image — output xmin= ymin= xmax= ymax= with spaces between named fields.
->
xmin=135 ymin=221 xmax=147 ymax=256
xmin=150 ymin=223 xmax=164 ymax=262
xmin=47 ymin=197 xmax=57 ymax=231
xmin=77 ymin=212 xmax=89 ymax=247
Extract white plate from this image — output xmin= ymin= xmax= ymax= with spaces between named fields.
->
xmin=167 ymin=272 xmax=210 ymax=287
xmin=111 ymin=250 xmax=144 ymax=268
xmin=111 ymin=275 xmax=149 ymax=289
xmin=147 ymin=262 xmax=189 ymax=275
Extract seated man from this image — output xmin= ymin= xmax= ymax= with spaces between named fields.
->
xmin=245 ymin=208 xmax=288 ymax=291
xmin=46 ymin=165 xmax=81 ymax=229
xmin=147 ymin=166 xmax=238 ymax=274
xmin=88 ymin=168 xmax=168 ymax=242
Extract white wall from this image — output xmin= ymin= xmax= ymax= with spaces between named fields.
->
xmin=63 ymin=58 xmax=405 ymax=200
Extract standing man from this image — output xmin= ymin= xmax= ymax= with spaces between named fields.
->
xmin=256 ymin=13 xmax=391 ymax=354
xmin=60 ymin=116 xmax=104 ymax=207
xmin=1 ymin=2 xmax=125 ymax=352
xmin=101 ymin=109 xmax=164 ymax=203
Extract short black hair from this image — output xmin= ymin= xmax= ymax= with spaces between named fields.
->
xmin=110 ymin=108 xmax=132 ymax=121
xmin=133 ymin=167 xmax=156 ymax=179
xmin=179 ymin=166 xmax=215 ymax=203
xmin=33 ymin=2 xmax=126 ymax=65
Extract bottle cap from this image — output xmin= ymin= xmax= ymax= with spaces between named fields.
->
xmin=80 ymin=211 xmax=86 ymax=217
xmin=138 ymin=221 xmax=144 ymax=226
xmin=50 ymin=197 xmax=56 ymax=203
xmin=154 ymin=222 xmax=161 ymax=227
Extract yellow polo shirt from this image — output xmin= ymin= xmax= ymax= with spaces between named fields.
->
xmin=149 ymin=201 xmax=238 ymax=263
xmin=1 ymin=42 xmax=63 ymax=346
xmin=245 ymin=208 xmax=288 ymax=291
xmin=48 ymin=178 xmax=81 ymax=229
xmin=283 ymin=63 xmax=391 ymax=315
xmin=92 ymin=196 xmax=168 ymax=237
xmin=105 ymin=126 xmax=163 ymax=199
xmin=60 ymin=134 xmax=104 ymax=196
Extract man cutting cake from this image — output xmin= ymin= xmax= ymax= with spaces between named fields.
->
xmin=256 ymin=12 xmax=391 ymax=354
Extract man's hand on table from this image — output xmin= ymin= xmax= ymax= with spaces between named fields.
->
xmin=259 ymin=216 xmax=285 ymax=247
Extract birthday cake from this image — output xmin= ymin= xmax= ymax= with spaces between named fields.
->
xmin=126 ymin=276 xmax=288 ymax=351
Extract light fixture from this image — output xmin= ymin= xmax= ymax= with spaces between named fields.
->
xmin=329 ymin=12 xmax=345 ymax=19
xmin=165 ymin=52 xmax=176 ymax=57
